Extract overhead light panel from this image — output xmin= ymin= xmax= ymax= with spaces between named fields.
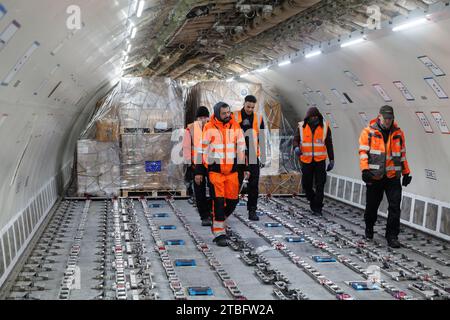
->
xmin=238 ymin=4 xmax=252 ymax=14
xmin=136 ymin=0 xmax=145 ymax=18
xmin=278 ymin=60 xmax=291 ymax=67
xmin=305 ymin=50 xmax=322 ymax=58
xmin=262 ymin=5 xmax=273 ymax=13
xmin=341 ymin=37 xmax=366 ymax=48
xmin=256 ymin=67 xmax=268 ymax=73
xmin=241 ymin=73 xmax=250 ymax=78
xmin=215 ymin=25 xmax=226 ymax=33
xmin=392 ymin=17 xmax=428 ymax=32
xmin=226 ymin=77 xmax=234 ymax=82
xmin=127 ymin=43 xmax=132 ymax=52
xmin=234 ymin=26 xmax=243 ymax=34
xmin=131 ymin=27 xmax=137 ymax=39
xmin=130 ymin=0 xmax=138 ymax=16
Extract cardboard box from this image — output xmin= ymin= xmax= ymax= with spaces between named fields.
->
xmin=77 ymin=140 xmax=120 ymax=196
xmin=96 ymin=119 xmax=119 ymax=142
xmin=259 ymin=172 xmax=302 ymax=195
xmin=120 ymin=133 xmax=184 ymax=190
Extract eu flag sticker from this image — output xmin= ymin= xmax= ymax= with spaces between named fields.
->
xmin=145 ymin=161 xmax=162 ymax=172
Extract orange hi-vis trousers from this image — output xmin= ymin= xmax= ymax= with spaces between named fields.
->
xmin=208 ymin=171 xmax=239 ymax=237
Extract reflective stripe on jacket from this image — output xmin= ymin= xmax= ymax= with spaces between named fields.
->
xmin=359 ymin=119 xmax=410 ymax=179
xmin=298 ymin=120 xmax=329 ymax=163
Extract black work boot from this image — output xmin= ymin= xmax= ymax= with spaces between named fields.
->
xmin=248 ymin=209 xmax=259 ymax=221
xmin=213 ymin=234 xmax=228 ymax=247
xmin=201 ymin=217 xmax=212 ymax=226
xmin=365 ymin=227 xmax=374 ymax=240
xmin=387 ymin=238 xmax=401 ymax=248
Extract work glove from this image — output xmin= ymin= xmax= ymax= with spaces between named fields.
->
xmin=259 ymin=161 xmax=265 ymax=169
xmin=294 ymin=147 xmax=302 ymax=157
xmin=402 ymin=174 xmax=412 ymax=187
xmin=327 ymin=160 xmax=334 ymax=172
xmin=362 ymin=170 xmax=374 ymax=183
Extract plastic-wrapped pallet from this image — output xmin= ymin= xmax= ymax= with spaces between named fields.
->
xmin=120 ymin=133 xmax=184 ymax=191
xmin=259 ymin=173 xmax=302 ymax=195
xmin=76 ymin=77 xmax=185 ymax=196
xmin=117 ymin=77 xmax=184 ymax=133
xmin=77 ymin=140 xmax=120 ymax=196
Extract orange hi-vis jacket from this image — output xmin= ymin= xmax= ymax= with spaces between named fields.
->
xmin=298 ymin=119 xmax=330 ymax=163
xmin=359 ymin=119 xmax=411 ymax=179
xmin=234 ymin=111 xmax=263 ymax=157
xmin=182 ymin=120 xmax=203 ymax=166
xmin=200 ymin=115 xmax=246 ymax=175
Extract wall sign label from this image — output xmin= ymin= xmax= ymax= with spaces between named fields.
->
xmin=418 ymin=56 xmax=445 ymax=77
xmin=359 ymin=112 xmax=369 ymax=127
xmin=0 ymin=113 xmax=7 ymax=129
xmin=331 ymin=88 xmax=348 ymax=104
xmin=373 ymin=84 xmax=392 ymax=102
xmin=425 ymin=169 xmax=437 ymax=181
xmin=303 ymin=92 xmax=316 ymax=106
xmin=393 ymin=81 xmax=415 ymax=101
xmin=415 ymin=112 xmax=433 ymax=133
xmin=430 ymin=112 xmax=450 ymax=134
xmin=1 ymin=41 xmax=40 ymax=86
xmin=344 ymin=70 xmax=364 ymax=86
xmin=424 ymin=77 xmax=448 ymax=99
xmin=0 ymin=20 xmax=20 ymax=52
xmin=326 ymin=112 xmax=338 ymax=128
xmin=316 ymin=90 xmax=332 ymax=106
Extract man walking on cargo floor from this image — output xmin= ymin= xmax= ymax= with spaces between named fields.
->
xmin=359 ymin=105 xmax=412 ymax=248
xmin=293 ymin=107 xmax=335 ymax=216
xmin=183 ymin=106 xmax=213 ymax=226
xmin=234 ymin=95 xmax=266 ymax=221
xmin=195 ymin=102 xmax=249 ymax=247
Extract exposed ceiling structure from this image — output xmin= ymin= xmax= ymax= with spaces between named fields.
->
xmin=123 ymin=0 xmax=442 ymax=82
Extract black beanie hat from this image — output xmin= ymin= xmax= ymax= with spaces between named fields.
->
xmin=196 ymin=106 xmax=210 ymax=118
xmin=245 ymin=95 xmax=257 ymax=103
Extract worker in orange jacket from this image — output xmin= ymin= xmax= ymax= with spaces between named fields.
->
xmin=183 ymin=106 xmax=212 ymax=226
xmin=293 ymin=107 xmax=335 ymax=215
xmin=359 ymin=105 xmax=412 ymax=248
xmin=234 ymin=95 xmax=266 ymax=221
xmin=195 ymin=102 xmax=249 ymax=247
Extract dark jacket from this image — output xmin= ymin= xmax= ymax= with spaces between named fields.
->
xmin=293 ymin=107 xmax=335 ymax=161
xmin=238 ymin=108 xmax=266 ymax=164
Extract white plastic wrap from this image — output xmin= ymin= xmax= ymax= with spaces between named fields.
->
xmin=76 ymin=77 xmax=185 ymax=196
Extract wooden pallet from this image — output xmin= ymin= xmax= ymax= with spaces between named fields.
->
xmin=121 ymin=189 xmax=187 ymax=198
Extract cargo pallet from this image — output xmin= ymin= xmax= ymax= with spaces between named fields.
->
xmin=121 ymin=189 xmax=187 ymax=198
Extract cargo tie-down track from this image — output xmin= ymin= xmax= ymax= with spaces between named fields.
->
xmin=1 ymin=196 xmax=449 ymax=301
